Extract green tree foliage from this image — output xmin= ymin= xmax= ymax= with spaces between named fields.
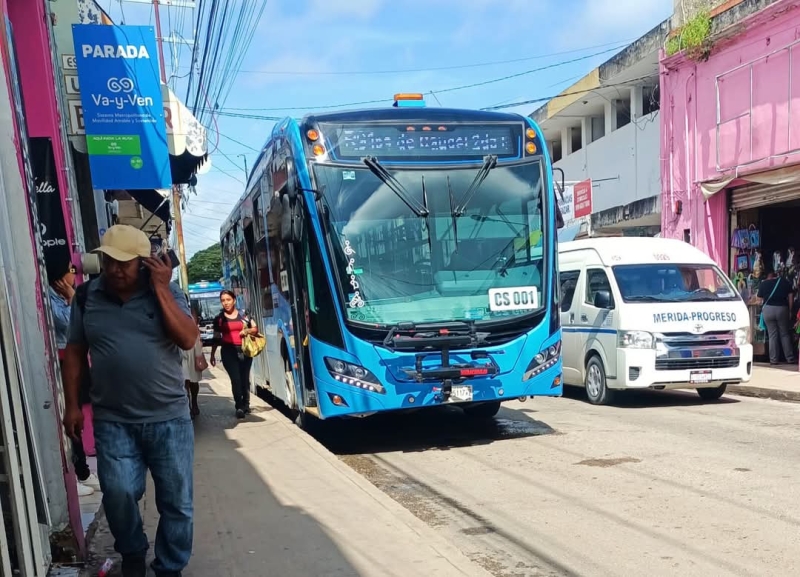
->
xmin=187 ymin=243 xmax=222 ymax=284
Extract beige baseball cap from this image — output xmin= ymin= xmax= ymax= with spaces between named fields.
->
xmin=93 ymin=225 xmax=151 ymax=262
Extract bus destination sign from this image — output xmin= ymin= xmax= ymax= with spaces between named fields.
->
xmin=324 ymin=123 xmax=520 ymax=160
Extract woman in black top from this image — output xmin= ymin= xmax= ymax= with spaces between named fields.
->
xmin=757 ymin=272 xmax=796 ymax=364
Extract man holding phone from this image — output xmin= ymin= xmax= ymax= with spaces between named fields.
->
xmin=61 ymin=225 xmax=199 ymax=577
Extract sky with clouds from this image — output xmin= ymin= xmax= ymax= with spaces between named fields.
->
xmin=103 ymin=0 xmax=673 ymax=258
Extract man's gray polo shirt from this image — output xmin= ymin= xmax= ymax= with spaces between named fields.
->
xmin=68 ymin=277 xmax=191 ymax=423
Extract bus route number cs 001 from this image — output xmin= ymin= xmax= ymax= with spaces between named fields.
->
xmin=488 ymin=286 xmax=540 ymax=312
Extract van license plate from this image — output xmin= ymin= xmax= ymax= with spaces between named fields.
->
xmin=449 ymin=385 xmax=473 ymax=402
xmin=690 ymin=370 xmax=712 ymax=384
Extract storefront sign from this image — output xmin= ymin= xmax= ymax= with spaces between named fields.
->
xmin=71 ymin=24 xmax=170 ymax=190
xmin=573 ymin=179 xmax=593 ymax=218
xmin=31 ymin=138 xmax=71 ymax=265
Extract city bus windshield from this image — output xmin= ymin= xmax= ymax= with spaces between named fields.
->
xmin=313 ymin=160 xmax=546 ymax=325
xmin=191 ymin=294 xmax=221 ymax=322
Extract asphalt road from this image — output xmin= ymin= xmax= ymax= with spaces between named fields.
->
xmin=313 ymin=388 xmax=800 ymax=577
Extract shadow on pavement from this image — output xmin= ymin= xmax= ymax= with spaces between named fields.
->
xmin=312 ymin=403 xmax=557 ymax=456
xmin=81 ymin=378 xmax=361 ymax=577
xmin=561 ymin=385 xmax=741 ymax=409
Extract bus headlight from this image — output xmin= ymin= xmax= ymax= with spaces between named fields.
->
xmin=324 ymin=357 xmax=385 ymax=394
xmin=523 ymin=341 xmax=561 ymax=381
xmin=617 ymin=331 xmax=655 ymax=349
xmin=735 ymin=327 xmax=751 ymax=346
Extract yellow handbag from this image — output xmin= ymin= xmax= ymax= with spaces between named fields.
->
xmin=241 ymin=331 xmax=266 ymax=358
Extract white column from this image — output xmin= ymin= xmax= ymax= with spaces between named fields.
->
xmin=630 ymin=85 xmax=644 ymax=119
xmin=561 ymin=126 xmax=572 ymax=156
xmin=581 ymin=117 xmax=591 ymax=149
xmin=604 ymin=99 xmax=618 ymax=134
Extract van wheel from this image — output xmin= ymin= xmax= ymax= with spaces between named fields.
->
xmin=585 ymin=356 xmax=613 ymax=405
xmin=697 ymin=384 xmax=727 ymax=401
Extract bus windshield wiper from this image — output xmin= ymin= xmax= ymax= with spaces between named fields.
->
xmin=446 ymin=175 xmax=459 ymax=247
xmin=453 ymin=155 xmax=498 ymax=217
xmin=363 ymin=156 xmax=428 ymax=217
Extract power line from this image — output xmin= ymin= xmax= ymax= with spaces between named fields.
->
xmin=481 ymin=73 xmax=659 ymax=111
xmin=205 ymin=124 xmax=261 ymax=152
xmin=196 ymin=73 xmax=660 ymax=122
xmin=209 ymin=45 xmax=625 ymax=113
xmin=178 ymin=39 xmax=635 ymax=77
xmin=208 ymin=163 xmax=245 ymax=184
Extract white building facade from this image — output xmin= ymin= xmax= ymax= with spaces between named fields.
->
xmin=531 ymin=22 xmax=669 ymax=240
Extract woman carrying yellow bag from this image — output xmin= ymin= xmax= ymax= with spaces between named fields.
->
xmin=210 ymin=290 xmax=258 ymax=419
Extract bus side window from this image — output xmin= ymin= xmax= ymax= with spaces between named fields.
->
xmin=559 ymin=270 xmax=580 ymax=313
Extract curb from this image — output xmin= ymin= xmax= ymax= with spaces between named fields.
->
xmin=206 ymin=369 xmax=493 ymax=577
xmin=727 ymin=385 xmax=800 ymax=403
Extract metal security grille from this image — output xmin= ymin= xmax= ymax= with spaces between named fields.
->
xmin=730 ymin=181 xmax=800 ymax=211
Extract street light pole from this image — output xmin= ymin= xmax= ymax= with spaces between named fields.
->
xmin=238 ymin=154 xmax=249 ymax=180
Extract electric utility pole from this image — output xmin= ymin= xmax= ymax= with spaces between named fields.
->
xmin=127 ymin=0 xmax=196 ymax=289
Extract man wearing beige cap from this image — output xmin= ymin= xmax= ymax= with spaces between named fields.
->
xmin=61 ymin=225 xmax=199 ymax=577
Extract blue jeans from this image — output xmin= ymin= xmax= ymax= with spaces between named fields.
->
xmin=94 ymin=416 xmax=194 ymax=574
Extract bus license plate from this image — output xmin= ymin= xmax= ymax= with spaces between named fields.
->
xmin=450 ymin=385 xmax=473 ymax=402
xmin=690 ymin=370 xmax=712 ymax=384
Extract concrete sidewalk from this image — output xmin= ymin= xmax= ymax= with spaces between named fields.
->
xmin=727 ymin=363 xmax=800 ymax=403
xmin=81 ymin=368 xmax=490 ymax=577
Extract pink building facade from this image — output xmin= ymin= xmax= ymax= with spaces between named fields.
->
xmin=660 ymin=0 xmax=800 ymax=268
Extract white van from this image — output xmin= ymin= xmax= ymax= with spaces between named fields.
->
xmin=558 ymin=238 xmax=752 ymax=404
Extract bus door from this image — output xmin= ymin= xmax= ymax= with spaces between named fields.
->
xmin=243 ymin=213 xmax=270 ymax=388
xmin=273 ymin=147 xmax=316 ymax=410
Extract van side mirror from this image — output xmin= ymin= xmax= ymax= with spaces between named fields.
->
xmin=593 ymin=290 xmax=613 ymax=309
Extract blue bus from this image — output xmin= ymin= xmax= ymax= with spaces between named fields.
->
xmin=188 ymin=280 xmax=223 ymax=345
xmin=220 ymin=93 xmax=564 ymax=424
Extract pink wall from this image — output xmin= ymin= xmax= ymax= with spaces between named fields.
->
xmin=660 ymin=0 xmax=800 ymax=267
xmin=7 ymin=0 xmax=78 ymax=257
xmin=4 ymin=0 xmax=85 ymax=555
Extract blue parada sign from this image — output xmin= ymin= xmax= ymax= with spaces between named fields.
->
xmin=72 ymin=25 xmax=171 ymax=190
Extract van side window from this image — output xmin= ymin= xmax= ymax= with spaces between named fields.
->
xmin=585 ymin=269 xmax=614 ymax=307
xmin=559 ymin=271 xmax=581 ymax=312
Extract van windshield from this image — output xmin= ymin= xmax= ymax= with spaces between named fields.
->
xmin=612 ymin=264 xmax=740 ymax=303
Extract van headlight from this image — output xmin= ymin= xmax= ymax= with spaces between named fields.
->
xmin=617 ymin=331 xmax=655 ymax=349
xmin=735 ymin=327 xmax=751 ymax=346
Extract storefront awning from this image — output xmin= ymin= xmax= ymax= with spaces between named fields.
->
xmin=162 ymin=85 xmax=208 ymax=183
xmin=125 ymin=188 xmax=171 ymax=228
xmin=701 ymin=165 xmax=800 ymax=200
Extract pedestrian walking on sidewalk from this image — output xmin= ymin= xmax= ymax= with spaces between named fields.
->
xmin=46 ymin=258 xmax=100 ymax=497
xmin=758 ymin=271 xmax=797 ymax=365
xmin=60 ymin=225 xmax=199 ymax=577
xmin=182 ymin=302 xmax=205 ymax=419
xmin=209 ymin=289 xmax=257 ymax=419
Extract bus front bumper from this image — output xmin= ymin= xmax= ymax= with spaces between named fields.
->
xmin=313 ymin=361 xmax=563 ymax=419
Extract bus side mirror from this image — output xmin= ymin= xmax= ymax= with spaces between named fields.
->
xmin=553 ymin=168 xmax=565 ymax=201
xmin=556 ymin=202 xmax=565 ymax=229
xmin=285 ymin=157 xmax=298 ymax=200
xmin=280 ymin=196 xmax=304 ymax=244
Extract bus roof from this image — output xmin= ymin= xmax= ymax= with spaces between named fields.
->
xmin=304 ymin=106 xmax=528 ymax=125
xmin=558 ymin=237 xmax=717 ymax=268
